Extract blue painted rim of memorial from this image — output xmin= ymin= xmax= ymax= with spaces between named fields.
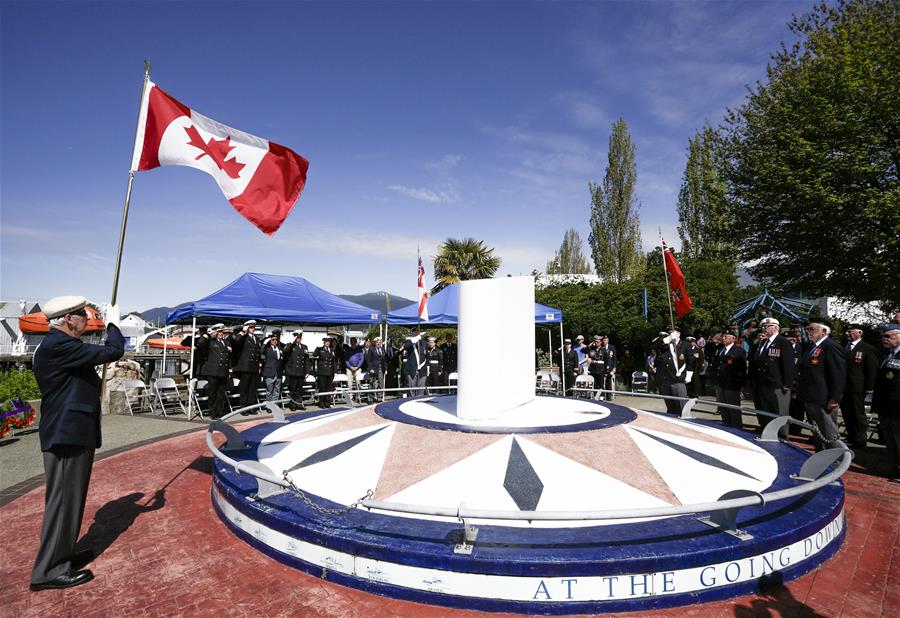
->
xmin=210 ymin=413 xmax=846 ymax=612
xmin=373 ymin=395 xmax=637 ymax=433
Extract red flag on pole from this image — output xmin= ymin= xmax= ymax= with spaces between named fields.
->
xmin=417 ymin=255 xmax=429 ymax=322
xmin=663 ymin=242 xmax=693 ymax=317
xmin=131 ymin=82 xmax=308 ymax=235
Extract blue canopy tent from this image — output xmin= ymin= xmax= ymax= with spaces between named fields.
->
xmin=167 ymin=273 xmax=382 ymax=418
xmin=386 ymin=283 xmax=562 ymax=325
xmin=166 ymin=272 xmax=382 ymax=325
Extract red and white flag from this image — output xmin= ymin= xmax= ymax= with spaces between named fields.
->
xmin=131 ymin=82 xmax=309 ymax=235
xmin=662 ymin=241 xmax=693 ymax=318
xmin=417 ymin=255 xmax=429 ymax=322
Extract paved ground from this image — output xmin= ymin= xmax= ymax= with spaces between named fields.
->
xmin=1 ymin=395 xmax=897 ymax=617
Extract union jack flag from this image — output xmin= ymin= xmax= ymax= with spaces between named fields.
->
xmin=417 ymin=256 xmax=429 ymax=322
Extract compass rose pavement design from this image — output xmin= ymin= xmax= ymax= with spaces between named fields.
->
xmin=255 ymin=399 xmax=778 ymax=528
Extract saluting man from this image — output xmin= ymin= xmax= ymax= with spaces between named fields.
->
xmin=200 ymin=324 xmax=231 ymax=419
xmin=841 ymin=324 xmax=879 ymax=447
xmin=797 ymin=318 xmax=846 ymax=451
xmin=232 ymin=320 xmax=262 ymax=412
xmin=30 ymin=296 xmax=124 ymax=591
xmin=873 ymin=323 xmax=900 ymax=482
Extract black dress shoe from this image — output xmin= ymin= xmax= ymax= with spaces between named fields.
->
xmin=30 ymin=569 xmax=94 ymax=591
xmin=71 ymin=549 xmax=96 ymax=569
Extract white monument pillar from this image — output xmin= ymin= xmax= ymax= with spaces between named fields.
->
xmin=456 ymin=276 xmax=535 ymax=420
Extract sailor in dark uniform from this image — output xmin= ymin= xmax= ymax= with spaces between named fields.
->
xmin=873 ymin=323 xmax=900 ymax=481
xmin=283 ymin=330 xmax=309 ymax=410
xmin=424 ymin=336 xmax=444 ymax=394
xmin=313 ymin=336 xmax=337 ymax=408
xmin=30 ymin=296 xmax=124 ymax=591
xmin=200 ymin=324 xmax=231 ymax=419
xmin=440 ymin=333 xmax=458 ymax=387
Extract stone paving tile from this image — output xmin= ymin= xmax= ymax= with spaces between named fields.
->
xmin=1 ymin=421 xmax=898 ymax=618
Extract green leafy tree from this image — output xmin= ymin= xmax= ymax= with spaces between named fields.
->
xmin=432 ymin=237 xmax=502 ymax=294
xmin=725 ymin=0 xmax=899 ymax=307
xmin=589 ymin=118 xmax=643 ymax=284
xmin=546 ymin=228 xmax=592 ymax=274
xmin=677 ymin=125 xmax=735 ymax=262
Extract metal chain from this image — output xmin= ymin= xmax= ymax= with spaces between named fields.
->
xmin=282 ymin=471 xmax=373 ymax=516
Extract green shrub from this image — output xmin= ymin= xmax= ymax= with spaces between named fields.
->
xmin=0 ymin=370 xmax=42 ymax=410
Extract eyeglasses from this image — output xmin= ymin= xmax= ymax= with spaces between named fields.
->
xmin=804 ymin=326 xmax=817 ymax=331
xmin=69 ymin=309 xmax=88 ymax=318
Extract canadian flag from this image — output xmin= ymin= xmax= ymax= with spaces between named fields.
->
xmin=131 ymin=82 xmax=308 ymax=235
xmin=417 ymin=255 xmax=429 ymax=322
xmin=662 ymin=241 xmax=693 ymax=318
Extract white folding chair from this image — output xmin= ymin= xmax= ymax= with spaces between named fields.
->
xmin=631 ymin=371 xmax=649 ymax=393
xmin=227 ymin=377 xmax=241 ymax=414
xmin=190 ymin=378 xmax=209 ymax=419
xmin=123 ymin=379 xmax=154 ymax=415
xmin=154 ymin=378 xmax=187 ymax=416
xmin=574 ymin=374 xmax=594 ymax=398
xmin=448 ymin=372 xmax=459 ymax=387
xmin=332 ymin=373 xmax=349 ymax=405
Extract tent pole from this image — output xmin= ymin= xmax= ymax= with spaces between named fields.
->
xmin=547 ymin=329 xmax=552 ymax=371
xmin=187 ymin=316 xmax=196 ymax=419
xmin=559 ymin=321 xmax=565 ymax=395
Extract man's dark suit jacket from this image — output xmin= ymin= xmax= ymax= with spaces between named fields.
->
xmin=845 ymin=340 xmax=879 ymax=393
xmin=716 ymin=344 xmax=747 ymax=391
xmin=366 ymin=345 xmax=386 ymax=373
xmin=873 ymin=349 xmax=900 ymax=418
xmin=797 ymin=337 xmax=847 ymax=405
xmin=32 ymin=325 xmax=125 ymax=451
xmin=751 ymin=334 xmax=795 ymax=390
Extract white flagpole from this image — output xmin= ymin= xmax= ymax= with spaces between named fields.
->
xmin=659 ymin=228 xmax=676 ymax=328
xmin=101 ymin=60 xmax=152 ymax=406
xmin=111 ymin=59 xmax=151 ymax=307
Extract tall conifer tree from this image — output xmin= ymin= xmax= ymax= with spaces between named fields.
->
xmin=588 ymin=118 xmax=643 ymax=284
xmin=676 ymin=125 xmax=734 ymax=262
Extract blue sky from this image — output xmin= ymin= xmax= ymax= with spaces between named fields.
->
xmin=1 ymin=0 xmax=806 ymax=313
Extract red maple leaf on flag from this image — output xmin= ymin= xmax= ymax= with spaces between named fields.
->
xmin=184 ymin=125 xmax=246 ymax=179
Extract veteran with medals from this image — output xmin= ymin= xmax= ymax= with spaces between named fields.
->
xmin=873 ymin=323 xmax=900 ymax=482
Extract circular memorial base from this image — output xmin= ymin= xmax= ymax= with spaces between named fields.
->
xmin=211 ymin=396 xmax=844 ymax=614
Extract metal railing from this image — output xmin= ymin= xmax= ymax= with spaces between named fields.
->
xmin=205 ymin=386 xmax=852 ymax=543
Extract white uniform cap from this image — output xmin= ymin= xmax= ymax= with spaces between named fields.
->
xmin=760 ymin=317 xmax=780 ymax=327
xmin=44 ymin=295 xmax=87 ymax=319
xmin=243 ymin=320 xmax=257 ymax=326
xmin=292 ymin=330 xmax=303 ymax=336
xmin=576 ymin=335 xmax=584 ymax=340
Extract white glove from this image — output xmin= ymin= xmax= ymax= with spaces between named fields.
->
xmin=685 ymin=371 xmax=694 ymax=383
xmin=407 ymin=334 xmax=421 ymax=344
xmin=102 ymin=303 xmax=120 ymax=327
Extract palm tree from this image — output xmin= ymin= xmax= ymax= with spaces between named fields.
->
xmin=432 ymin=237 xmax=502 ymax=294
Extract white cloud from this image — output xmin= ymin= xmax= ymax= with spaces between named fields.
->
xmin=424 ymin=154 xmax=463 ymax=172
xmin=553 ymin=91 xmax=609 ymax=129
xmin=388 ymin=185 xmax=460 ymax=204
